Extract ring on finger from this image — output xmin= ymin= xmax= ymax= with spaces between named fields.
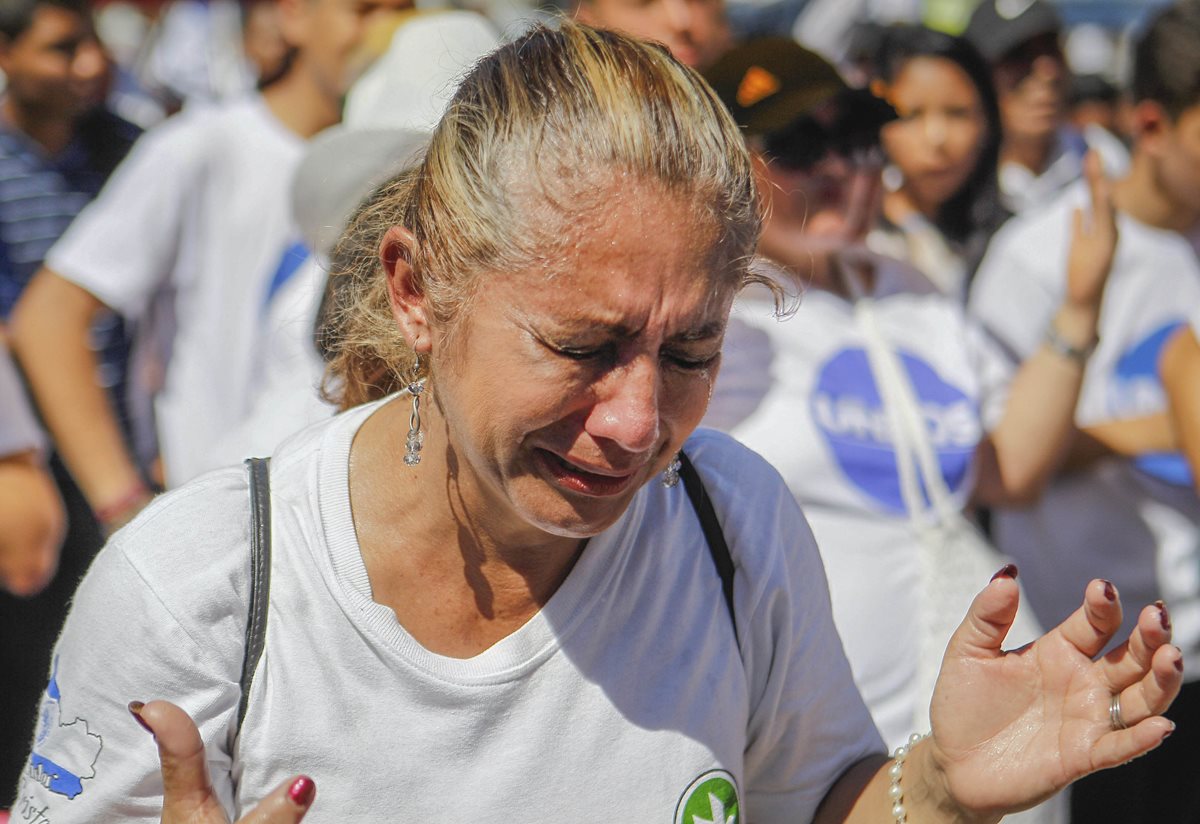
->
xmin=1110 ymin=693 xmax=1129 ymax=731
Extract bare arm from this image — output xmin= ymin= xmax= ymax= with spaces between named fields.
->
xmin=0 ymin=449 xmax=64 ymax=596
xmin=1061 ymin=413 xmax=1177 ymax=473
xmin=1161 ymin=324 xmax=1200 ymax=492
xmin=10 ymin=268 xmax=150 ymax=528
xmin=974 ymin=153 xmax=1116 ymax=506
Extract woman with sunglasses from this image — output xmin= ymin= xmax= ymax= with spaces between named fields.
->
xmin=704 ymin=39 xmax=1121 ymax=811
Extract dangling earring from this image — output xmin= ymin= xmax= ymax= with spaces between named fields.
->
xmin=404 ymin=358 xmax=426 ymax=467
xmin=661 ymin=453 xmax=682 ymax=488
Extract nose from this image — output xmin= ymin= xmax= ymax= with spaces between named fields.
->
xmin=585 ymin=356 xmax=661 ymax=454
xmin=923 ymin=113 xmax=947 ymax=148
xmin=1030 ymin=54 xmax=1064 ymax=83
xmin=661 ymin=0 xmax=694 ymax=36
xmin=72 ymin=40 xmax=107 ymax=84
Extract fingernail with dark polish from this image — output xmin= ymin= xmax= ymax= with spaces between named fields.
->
xmin=991 ymin=564 xmax=1018 ymax=582
xmin=1175 ymin=657 xmax=1184 ymax=673
xmin=127 ymin=701 xmax=153 ymax=735
xmin=1157 ymin=601 xmax=1171 ymax=632
xmin=1102 ymin=580 xmax=1116 ymax=601
xmin=288 ymin=776 xmax=316 ymax=808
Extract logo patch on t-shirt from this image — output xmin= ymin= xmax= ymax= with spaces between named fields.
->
xmin=675 ymin=770 xmax=739 ymax=824
xmin=1108 ymin=320 xmax=1194 ymax=487
xmin=811 ymin=347 xmax=978 ymax=513
xmin=24 ymin=658 xmax=103 ymax=801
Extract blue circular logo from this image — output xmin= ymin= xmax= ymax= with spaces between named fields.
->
xmin=810 ymin=347 xmax=978 ymax=513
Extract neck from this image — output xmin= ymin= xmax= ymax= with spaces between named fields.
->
xmin=3 ymin=97 xmax=75 ymax=155
xmin=350 ymin=397 xmax=583 ymax=653
xmin=1113 ymin=154 xmax=1200 ymax=234
xmin=1001 ymin=132 xmax=1054 ymax=175
xmin=260 ymin=64 xmax=341 ymax=139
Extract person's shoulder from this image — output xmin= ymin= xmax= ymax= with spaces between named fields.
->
xmin=991 ymin=180 xmax=1083 ymax=248
xmin=681 ymin=428 xmax=818 ymax=554
xmin=683 ymin=427 xmax=782 ymax=486
xmin=115 ymin=466 xmax=252 ymax=559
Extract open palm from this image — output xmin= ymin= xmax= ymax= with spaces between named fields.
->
xmin=926 ymin=576 xmax=1180 ymax=818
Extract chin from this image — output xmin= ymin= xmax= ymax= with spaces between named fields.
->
xmin=507 ymin=476 xmax=647 ymax=540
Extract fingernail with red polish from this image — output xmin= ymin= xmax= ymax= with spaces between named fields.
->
xmin=991 ymin=564 xmax=1018 ymax=582
xmin=1157 ymin=601 xmax=1171 ymax=632
xmin=127 ymin=701 xmax=153 ymax=735
xmin=1102 ymin=580 xmax=1116 ymax=601
xmin=288 ymin=776 xmax=316 ymax=808
xmin=1175 ymin=657 xmax=1184 ymax=673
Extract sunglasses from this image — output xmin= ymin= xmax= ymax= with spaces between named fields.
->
xmin=763 ymin=91 xmax=894 ymax=171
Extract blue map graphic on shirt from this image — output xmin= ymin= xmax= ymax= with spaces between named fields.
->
xmin=811 ymin=348 xmax=978 ymax=513
xmin=1108 ymin=321 xmax=1194 ymax=487
xmin=26 ymin=657 xmax=102 ymax=800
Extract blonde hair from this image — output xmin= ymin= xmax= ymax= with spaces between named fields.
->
xmin=322 ymin=20 xmax=762 ymax=409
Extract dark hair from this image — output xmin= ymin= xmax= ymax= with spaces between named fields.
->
xmin=872 ymin=24 xmax=1007 ymax=270
xmin=0 ymin=0 xmax=88 ymax=41
xmin=1132 ymin=1 xmax=1200 ymax=119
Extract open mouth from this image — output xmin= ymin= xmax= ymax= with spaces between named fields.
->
xmin=535 ymin=449 xmax=640 ymax=497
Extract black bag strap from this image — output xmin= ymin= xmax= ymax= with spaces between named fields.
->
xmin=237 ymin=457 xmax=272 ymax=734
xmin=677 ymin=451 xmax=738 ymax=650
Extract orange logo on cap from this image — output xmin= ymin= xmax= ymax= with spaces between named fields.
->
xmin=736 ymin=66 xmax=780 ymax=107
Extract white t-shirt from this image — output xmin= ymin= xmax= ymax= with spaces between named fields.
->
xmin=705 ymin=261 xmax=1013 ymax=749
xmin=46 ymin=96 xmax=304 ymax=487
xmin=14 ymin=398 xmax=883 ymax=823
xmin=969 ymin=180 xmax=1200 ymax=675
xmin=0 ymin=345 xmax=43 ymax=458
xmin=999 ymin=127 xmax=1128 ymax=216
xmin=209 ymin=254 xmax=334 ymax=467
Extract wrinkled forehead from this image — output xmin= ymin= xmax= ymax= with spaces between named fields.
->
xmin=501 ymin=164 xmax=746 ymax=286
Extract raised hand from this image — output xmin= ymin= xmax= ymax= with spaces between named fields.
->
xmin=128 ymin=700 xmax=316 ymax=824
xmin=925 ymin=572 xmax=1180 ymax=818
xmin=1065 ymin=150 xmax=1119 ymax=310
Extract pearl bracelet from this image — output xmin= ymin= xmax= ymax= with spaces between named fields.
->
xmin=888 ymin=732 xmax=929 ymax=823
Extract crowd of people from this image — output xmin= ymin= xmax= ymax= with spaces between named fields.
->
xmin=1 ymin=0 xmax=1197 ymax=821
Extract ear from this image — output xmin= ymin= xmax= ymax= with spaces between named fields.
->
xmin=380 ymin=225 xmax=433 ymax=355
xmin=1131 ymin=99 xmax=1171 ymax=154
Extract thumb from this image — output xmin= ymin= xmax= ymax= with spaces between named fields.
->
xmin=947 ymin=565 xmax=1022 ymax=658
xmin=129 ymin=699 xmax=228 ymax=824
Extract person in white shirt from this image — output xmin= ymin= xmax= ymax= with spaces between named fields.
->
xmin=969 ymin=5 xmax=1200 ymax=820
xmin=10 ymin=0 xmax=414 ymax=533
xmin=702 ymin=48 xmax=1111 ymax=824
xmin=866 ymin=24 xmax=1008 ymax=300
xmin=962 ymin=0 xmax=1127 ymax=215
xmin=14 ymin=23 xmax=1181 ymax=824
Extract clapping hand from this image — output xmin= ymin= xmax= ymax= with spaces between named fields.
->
xmin=926 ymin=571 xmax=1181 ymax=819
xmin=129 ymin=700 xmax=316 ymax=823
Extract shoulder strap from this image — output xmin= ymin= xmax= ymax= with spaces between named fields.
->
xmin=237 ymin=457 xmax=272 ymax=734
xmin=677 ymin=451 xmax=738 ymax=650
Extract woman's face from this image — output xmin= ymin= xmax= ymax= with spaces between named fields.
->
xmin=882 ymin=56 xmax=988 ymax=214
xmin=421 ymin=183 xmax=735 ymax=542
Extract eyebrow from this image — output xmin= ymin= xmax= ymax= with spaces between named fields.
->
xmin=556 ymin=319 xmax=725 ymax=342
